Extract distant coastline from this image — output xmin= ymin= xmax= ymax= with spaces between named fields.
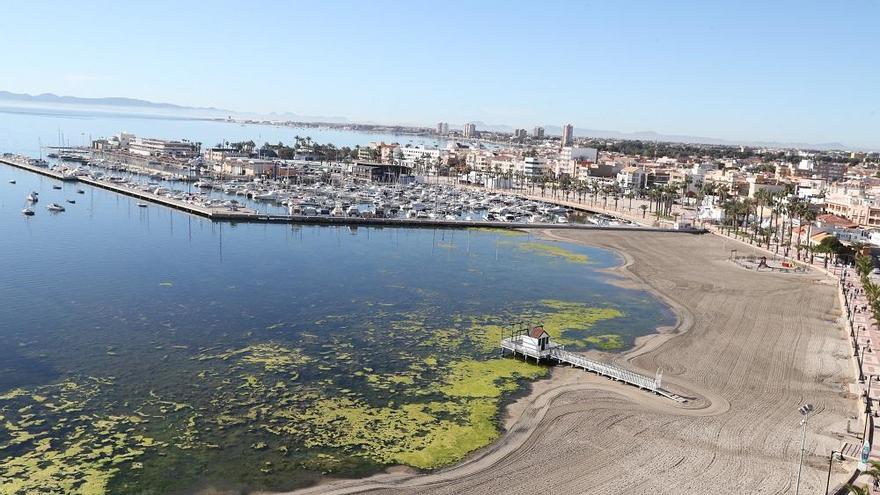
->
xmin=1 ymin=90 xmax=864 ymax=150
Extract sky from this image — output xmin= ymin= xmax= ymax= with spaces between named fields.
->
xmin=0 ymin=1 xmax=877 ymax=149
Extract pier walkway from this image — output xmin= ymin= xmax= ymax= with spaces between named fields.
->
xmin=501 ymin=336 xmax=687 ymax=403
xmin=2 ymin=158 xmax=706 ymax=233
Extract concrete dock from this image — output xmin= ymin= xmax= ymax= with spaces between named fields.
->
xmin=1 ymin=158 xmax=707 ymax=234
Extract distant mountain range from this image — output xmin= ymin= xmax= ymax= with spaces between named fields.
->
xmin=0 ymin=90 xmax=226 ymax=112
xmin=0 ymin=91 xmax=856 ymax=151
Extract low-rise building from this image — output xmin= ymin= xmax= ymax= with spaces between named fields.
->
xmin=351 ymin=162 xmax=413 ymax=182
xmin=129 ymin=137 xmax=199 ymax=158
xmin=221 ymin=158 xmax=277 ymax=177
xmin=521 ymin=156 xmax=547 ymax=177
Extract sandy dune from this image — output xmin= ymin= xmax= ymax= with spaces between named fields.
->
xmin=284 ymin=231 xmax=858 ymax=495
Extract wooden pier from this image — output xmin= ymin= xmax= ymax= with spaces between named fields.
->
xmin=501 ymin=334 xmax=687 ymax=403
xmin=1 ymin=157 xmax=707 ymax=233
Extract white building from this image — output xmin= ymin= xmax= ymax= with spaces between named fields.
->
xmin=616 ymin=166 xmax=648 ymax=190
xmin=221 ymin=158 xmax=276 ymax=177
xmin=556 ymin=146 xmax=599 ymax=176
xmin=129 ymin=137 xmax=199 ymax=158
xmin=518 ymin=326 xmax=553 ymax=355
xmin=398 ymin=146 xmax=443 ymax=170
xmin=522 ymin=156 xmax=547 ymax=177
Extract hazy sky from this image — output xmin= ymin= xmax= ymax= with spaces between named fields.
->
xmin=1 ymin=1 xmax=877 ymax=148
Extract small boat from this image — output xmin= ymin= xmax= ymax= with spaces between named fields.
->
xmin=46 ymin=203 xmax=65 ymax=212
xmin=76 ymin=189 xmax=85 ymax=194
xmin=8 ymin=180 xmax=15 ymax=184
xmin=66 ymin=199 xmax=76 ymax=204
xmin=52 ymin=185 xmax=62 ymax=190
xmin=21 ymin=208 xmax=34 ymax=216
xmin=137 ymin=202 xmax=148 ymax=208
xmin=26 ymin=192 xmax=38 ymax=202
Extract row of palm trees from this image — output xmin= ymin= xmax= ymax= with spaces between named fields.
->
xmin=713 ymin=185 xmax=831 ymax=262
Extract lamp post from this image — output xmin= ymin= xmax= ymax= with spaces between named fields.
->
xmin=795 ymin=403 xmax=815 ymax=495
xmin=859 ymin=345 xmax=870 ymax=383
xmin=825 ymin=450 xmax=842 ymax=495
xmin=867 ymin=375 xmax=875 ymax=415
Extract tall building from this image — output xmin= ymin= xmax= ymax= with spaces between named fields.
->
xmin=532 ymin=126 xmax=545 ymax=139
xmin=436 ymin=122 xmax=449 ymax=135
xmin=561 ymin=123 xmax=574 ymax=147
xmin=513 ymin=128 xmax=527 ymax=140
xmin=463 ymin=123 xmax=477 ymax=138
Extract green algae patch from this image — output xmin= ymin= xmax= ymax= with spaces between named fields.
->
xmin=467 ymin=227 xmax=528 ymax=237
xmin=0 ymin=379 xmax=157 ymax=495
xmin=439 ymin=358 xmax=548 ymax=398
xmin=392 ymin=398 xmax=498 ymax=469
xmin=539 ymin=300 xmax=623 ymax=348
xmin=193 ymin=343 xmax=310 ymax=373
xmin=582 ymin=334 xmax=625 ymax=350
xmin=469 ymin=322 xmax=507 ymax=352
xmin=517 ymin=242 xmax=589 ymax=264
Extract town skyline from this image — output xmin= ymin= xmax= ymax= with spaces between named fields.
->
xmin=0 ymin=90 xmax=860 ymax=152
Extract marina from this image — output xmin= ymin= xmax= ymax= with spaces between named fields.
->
xmin=1 ymin=156 xmax=705 ymax=234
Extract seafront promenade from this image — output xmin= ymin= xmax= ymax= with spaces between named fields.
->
xmin=840 ymin=265 xmax=880 ymax=493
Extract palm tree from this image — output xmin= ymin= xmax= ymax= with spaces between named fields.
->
xmin=845 ymin=484 xmax=869 ymax=495
xmin=857 ymin=254 xmax=874 ymax=280
xmin=639 ymin=204 xmax=648 ymax=218
xmin=681 ymin=176 xmax=693 ymax=206
xmin=864 ymin=459 xmax=880 ymax=486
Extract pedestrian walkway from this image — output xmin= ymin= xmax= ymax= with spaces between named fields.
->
xmin=837 ymin=266 xmax=880 ymax=495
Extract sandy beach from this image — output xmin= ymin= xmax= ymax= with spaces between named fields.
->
xmin=280 ymin=230 xmax=859 ymax=495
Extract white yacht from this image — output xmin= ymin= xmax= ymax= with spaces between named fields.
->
xmin=46 ymin=203 xmax=65 ymax=212
xmin=26 ymin=192 xmax=38 ymax=202
xmin=21 ymin=207 xmax=34 ymax=216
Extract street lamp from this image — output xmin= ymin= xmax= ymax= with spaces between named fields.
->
xmin=859 ymin=345 xmax=871 ymax=383
xmin=795 ymin=403 xmax=815 ymax=495
xmin=825 ymin=450 xmax=843 ymax=495
xmin=855 ymin=327 xmax=864 ymax=356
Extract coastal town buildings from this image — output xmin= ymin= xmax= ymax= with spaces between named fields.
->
xmin=532 ymin=126 xmax=545 ymax=139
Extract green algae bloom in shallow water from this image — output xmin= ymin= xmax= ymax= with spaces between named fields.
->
xmin=0 ymin=218 xmax=674 ymax=494
xmin=517 ymin=242 xmax=591 ymax=264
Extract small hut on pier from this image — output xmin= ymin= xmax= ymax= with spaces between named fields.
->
xmin=500 ymin=324 xmax=558 ymax=362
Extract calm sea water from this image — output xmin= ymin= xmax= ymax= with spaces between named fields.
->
xmin=0 ymin=105 xmax=444 ymax=156
xmin=0 ymin=110 xmax=674 ymax=495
